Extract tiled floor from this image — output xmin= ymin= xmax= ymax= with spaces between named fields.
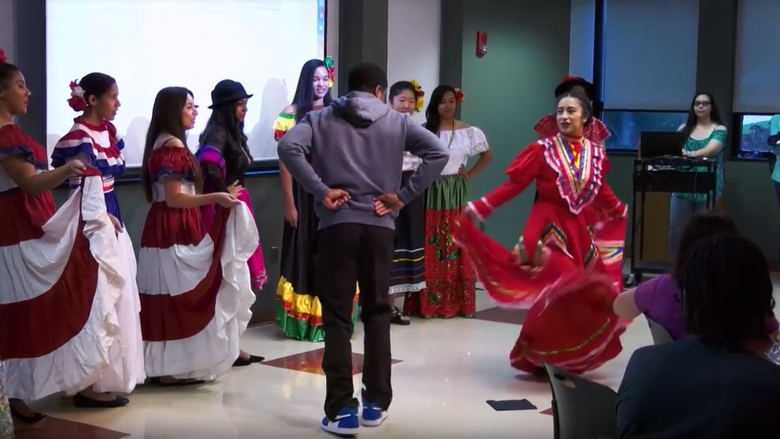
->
xmin=23 ymin=280 xmax=778 ymax=438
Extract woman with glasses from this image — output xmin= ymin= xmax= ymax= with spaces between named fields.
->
xmin=669 ymin=92 xmax=727 ymax=256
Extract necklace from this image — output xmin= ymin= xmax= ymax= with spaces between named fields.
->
xmin=442 ymin=120 xmax=456 ymax=149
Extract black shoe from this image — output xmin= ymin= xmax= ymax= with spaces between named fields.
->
xmin=391 ymin=307 xmax=411 ymax=326
xmin=9 ymin=400 xmax=46 ymax=431
xmin=72 ymin=393 xmax=130 ymax=409
xmin=233 ymin=354 xmax=265 ymax=367
xmin=149 ymin=377 xmax=206 ymax=387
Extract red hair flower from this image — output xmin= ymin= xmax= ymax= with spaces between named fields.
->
xmin=325 ymin=56 xmax=335 ymax=88
xmin=454 ymin=88 xmax=465 ymax=104
xmin=67 ymin=80 xmax=87 ymax=112
xmin=0 ymin=49 xmax=7 ymax=64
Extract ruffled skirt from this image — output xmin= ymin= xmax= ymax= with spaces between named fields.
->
xmin=138 ymin=203 xmax=258 ymax=379
xmin=0 ymin=175 xmax=124 ymax=400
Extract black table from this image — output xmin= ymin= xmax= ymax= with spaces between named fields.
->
xmin=628 ymin=156 xmax=717 ymax=286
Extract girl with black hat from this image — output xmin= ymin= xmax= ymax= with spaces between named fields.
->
xmin=196 ymin=79 xmax=267 ymax=366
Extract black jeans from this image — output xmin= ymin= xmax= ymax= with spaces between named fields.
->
xmin=315 ymin=223 xmax=395 ymax=420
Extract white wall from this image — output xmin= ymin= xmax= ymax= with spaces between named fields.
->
xmin=387 ymin=0 xmax=441 ymax=123
xmin=326 ymin=0 xmax=339 ymax=96
xmin=569 ymin=0 xmax=595 ymax=81
xmin=0 ymin=0 xmax=15 ymax=63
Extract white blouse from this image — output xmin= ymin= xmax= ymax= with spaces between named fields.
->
xmin=438 ymin=126 xmax=490 ymax=175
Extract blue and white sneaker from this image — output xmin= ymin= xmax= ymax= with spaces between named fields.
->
xmin=321 ymin=406 xmax=359 ymax=436
xmin=360 ymin=401 xmax=387 ymax=427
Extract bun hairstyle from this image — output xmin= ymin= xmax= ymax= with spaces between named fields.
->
xmin=0 ymin=48 xmax=20 ymax=90
xmin=556 ymin=88 xmax=593 ymax=125
xmin=67 ymin=72 xmax=116 ymax=112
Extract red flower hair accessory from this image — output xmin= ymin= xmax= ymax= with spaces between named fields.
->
xmin=0 ymin=49 xmax=7 ymax=64
xmin=325 ymin=56 xmax=335 ymax=88
xmin=454 ymin=88 xmax=465 ymax=104
xmin=67 ymin=80 xmax=87 ymax=112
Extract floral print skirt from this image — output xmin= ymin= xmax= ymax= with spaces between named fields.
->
xmin=405 ymin=175 xmax=476 ymax=318
xmin=0 ymin=363 xmax=14 ymax=438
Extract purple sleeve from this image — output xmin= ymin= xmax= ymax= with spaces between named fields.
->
xmin=633 ymin=275 xmax=664 ymax=314
xmin=196 ymin=145 xmax=226 ymax=167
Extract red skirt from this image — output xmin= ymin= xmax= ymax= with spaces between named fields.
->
xmin=509 ymin=274 xmax=627 ymax=374
xmin=453 ymin=208 xmax=628 ymax=374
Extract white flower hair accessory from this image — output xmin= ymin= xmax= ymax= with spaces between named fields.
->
xmin=67 ymin=80 xmax=87 ymax=112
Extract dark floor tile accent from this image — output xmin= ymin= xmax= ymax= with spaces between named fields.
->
xmin=486 ymin=399 xmax=537 ymax=411
xmin=263 ymin=348 xmax=402 ymax=375
xmin=473 ymin=307 xmax=528 ymax=325
xmin=19 ymin=416 xmax=129 ymax=439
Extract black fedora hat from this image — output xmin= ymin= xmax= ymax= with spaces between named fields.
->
xmin=554 ymin=76 xmax=595 ymax=101
xmin=208 ymin=79 xmax=253 ymax=109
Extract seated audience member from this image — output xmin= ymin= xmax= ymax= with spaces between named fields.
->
xmin=613 ymin=211 xmax=779 ymax=340
xmin=616 ymin=234 xmax=780 ymax=439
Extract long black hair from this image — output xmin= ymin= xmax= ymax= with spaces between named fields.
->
xmin=199 ymin=100 xmax=253 ymax=160
xmin=141 ymin=87 xmax=201 ymax=203
xmin=681 ymin=92 xmax=724 ymax=139
xmin=291 ymin=59 xmax=332 ymax=122
xmin=677 ymin=233 xmax=775 ymax=351
xmin=424 ymin=85 xmax=456 ymax=134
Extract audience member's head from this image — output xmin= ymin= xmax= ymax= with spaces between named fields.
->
xmin=673 ymin=210 xmax=737 ymax=274
xmin=677 ymin=233 xmax=775 ymax=351
xmin=347 ymin=63 xmax=388 ymax=101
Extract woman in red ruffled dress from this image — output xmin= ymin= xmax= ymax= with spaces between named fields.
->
xmin=0 ymin=50 xmax=127 ymax=430
xmin=138 ymin=87 xmax=258 ymax=385
xmin=455 ymin=89 xmax=628 ymax=374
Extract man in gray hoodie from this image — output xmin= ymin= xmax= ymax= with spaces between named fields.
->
xmin=278 ymin=62 xmax=448 ymax=435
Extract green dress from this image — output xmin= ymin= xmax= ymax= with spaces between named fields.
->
xmin=273 ymin=111 xmax=359 ymax=342
xmin=674 ymin=128 xmax=726 ymax=202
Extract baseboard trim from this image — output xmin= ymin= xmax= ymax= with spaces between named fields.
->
xmin=248 ymin=308 xmax=275 ymax=327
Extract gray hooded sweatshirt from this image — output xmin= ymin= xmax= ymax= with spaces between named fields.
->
xmin=277 ymin=91 xmax=448 ymax=231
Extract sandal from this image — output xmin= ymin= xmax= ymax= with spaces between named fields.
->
xmin=391 ymin=307 xmax=411 ymax=326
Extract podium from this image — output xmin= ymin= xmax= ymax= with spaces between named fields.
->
xmin=629 ymin=156 xmax=717 ymax=284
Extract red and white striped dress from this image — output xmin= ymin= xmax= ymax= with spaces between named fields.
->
xmin=0 ymin=123 xmax=124 ymax=400
xmin=52 ymin=118 xmax=145 ymax=393
xmin=138 ymin=134 xmax=257 ymax=379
